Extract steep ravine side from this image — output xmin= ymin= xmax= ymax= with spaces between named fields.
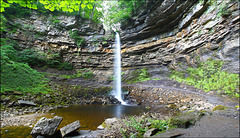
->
xmin=120 ymin=0 xmax=239 ymax=74
xmin=5 ymin=1 xmax=239 ymax=78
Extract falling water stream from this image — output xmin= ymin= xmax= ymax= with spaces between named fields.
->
xmin=113 ymin=32 xmax=126 ymax=104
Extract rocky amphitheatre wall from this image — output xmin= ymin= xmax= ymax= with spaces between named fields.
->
xmin=5 ymin=0 xmax=239 ymax=82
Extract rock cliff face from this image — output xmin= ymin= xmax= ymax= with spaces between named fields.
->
xmin=120 ymin=0 xmax=239 ymax=74
xmin=6 ymin=11 xmax=112 ymax=70
xmin=5 ymin=0 xmax=239 ymax=82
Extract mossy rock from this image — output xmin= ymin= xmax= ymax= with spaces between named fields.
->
xmin=35 ymin=96 xmax=43 ymax=104
xmin=168 ymin=110 xmax=204 ymax=128
xmin=212 ymin=105 xmax=227 ymax=111
xmin=9 ymin=95 xmax=17 ymax=102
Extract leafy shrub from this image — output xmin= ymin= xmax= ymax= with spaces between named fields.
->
xmin=0 ymin=15 xmax=7 ymax=32
xmin=16 ymin=48 xmax=73 ymax=70
xmin=52 ymin=19 xmax=60 ymax=24
xmin=69 ymin=30 xmax=86 ymax=48
xmin=1 ymin=39 xmax=18 ymax=64
xmin=104 ymin=114 xmax=170 ymax=137
xmin=1 ymin=62 xmax=50 ymax=94
xmin=103 ymin=0 xmax=145 ymax=30
xmin=123 ymin=117 xmax=168 ymax=137
xmin=0 ymin=38 xmax=71 ymax=94
xmin=17 ymin=49 xmax=47 ymax=66
xmin=3 ymin=3 xmax=31 ymax=18
xmin=124 ymin=116 xmax=148 ymax=137
xmin=126 ymin=68 xmax=151 ymax=84
xmin=58 ymin=69 xmax=93 ymax=79
xmin=148 ymin=119 xmax=168 ymax=131
xmin=170 ymin=59 xmax=239 ymax=97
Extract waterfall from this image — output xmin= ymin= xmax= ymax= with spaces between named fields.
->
xmin=113 ymin=32 xmax=126 ymax=104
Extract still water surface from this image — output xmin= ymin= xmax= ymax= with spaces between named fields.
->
xmin=49 ymin=104 xmax=148 ymax=130
xmin=1 ymin=104 xmax=148 ymax=137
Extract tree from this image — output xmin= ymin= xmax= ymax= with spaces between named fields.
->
xmin=101 ymin=0 xmax=145 ymax=31
xmin=1 ymin=0 xmax=104 ymax=23
xmin=0 ymin=0 xmax=95 ymax=12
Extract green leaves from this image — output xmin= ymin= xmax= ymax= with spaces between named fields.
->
xmin=69 ymin=30 xmax=86 ymax=47
xmin=170 ymin=59 xmax=239 ymax=98
xmin=0 ymin=0 xmax=10 ymax=12
xmin=102 ymin=0 xmax=145 ymax=30
xmin=122 ymin=116 xmax=169 ymax=137
xmin=1 ymin=0 xmax=96 ymax=13
xmin=126 ymin=68 xmax=151 ymax=84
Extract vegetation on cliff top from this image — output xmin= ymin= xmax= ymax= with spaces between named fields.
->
xmin=1 ymin=0 xmax=144 ymax=27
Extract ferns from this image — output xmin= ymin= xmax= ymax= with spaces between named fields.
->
xmin=170 ymin=59 xmax=239 ymax=98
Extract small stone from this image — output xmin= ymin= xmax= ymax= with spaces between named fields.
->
xmin=60 ymin=120 xmax=81 ymax=137
xmin=212 ymin=105 xmax=227 ymax=111
xmin=18 ymin=100 xmax=36 ymax=106
xmin=179 ymin=106 xmax=188 ymax=111
xmin=97 ymin=125 xmax=104 ymax=130
xmin=101 ymin=118 xmax=118 ymax=128
xmin=143 ymin=128 xmax=158 ymax=137
xmin=166 ymin=104 xmax=178 ymax=109
xmin=146 ymin=122 xmax=152 ymax=127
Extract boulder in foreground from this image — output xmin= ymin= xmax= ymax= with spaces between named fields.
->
xmin=60 ymin=120 xmax=81 ymax=137
xmin=30 ymin=116 xmax=63 ymax=137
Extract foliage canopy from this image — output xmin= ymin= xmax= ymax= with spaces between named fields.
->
xmin=1 ymin=0 xmax=103 ymax=23
xmin=1 ymin=0 xmax=145 ymax=29
xmin=1 ymin=0 xmax=95 ymax=12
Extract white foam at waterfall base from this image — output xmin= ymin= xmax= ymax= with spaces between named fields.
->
xmin=113 ymin=32 xmax=126 ymax=105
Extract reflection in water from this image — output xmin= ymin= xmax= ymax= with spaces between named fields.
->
xmin=114 ymin=104 xmax=122 ymax=118
xmin=1 ymin=104 xmax=170 ymax=137
xmin=49 ymin=104 xmax=148 ymax=130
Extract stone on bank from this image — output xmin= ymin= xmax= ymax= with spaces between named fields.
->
xmin=30 ymin=116 xmax=63 ymax=137
xmin=60 ymin=120 xmax=81 ymax=137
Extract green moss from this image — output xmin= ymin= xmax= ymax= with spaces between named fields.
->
xmin=126 ymin=68 xmax=151 ymax=84
xmin=9 ymin=95 xmax=17 ymax=102
xmin=101 ymin=122 xmax=107 ymax=128
xmin=168 ymin=110 xmax=204 ymax=128
xmin=212 ymin=105 xmax=227 ymax=111
xmin=58 ymin=69 xmax=93 ymax=79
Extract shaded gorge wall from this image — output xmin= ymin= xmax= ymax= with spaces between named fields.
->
xmin=4 ymin=0 xmax=239 ymax=83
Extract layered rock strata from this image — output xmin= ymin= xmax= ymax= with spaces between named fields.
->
xmin=5 ymin=0 xmax=239 ymax=76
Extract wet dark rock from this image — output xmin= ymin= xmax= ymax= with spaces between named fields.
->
xmin=90 ymin=98 xmax=103 ymax=104
xmin=78 ymin=130 xmax=91 ymax=135
xmin=8 ymin=101 xmax=17 ymax=107
xmin=108 ymin=96 xmax=121 ymax=104
xmin=18 ymin=100 xmax=36 ymax=106
xmin=36 ymin=136 xmax=45 ymax=138
xmin=30 ymin=116 xmax=63 ymax=137
xmin=60 ymin=120 xmax=81 ymax=137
